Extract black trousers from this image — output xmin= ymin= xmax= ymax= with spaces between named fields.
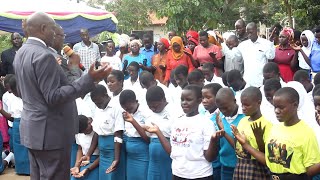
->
xmin=28 ymin=146 xmax=71 ymax=180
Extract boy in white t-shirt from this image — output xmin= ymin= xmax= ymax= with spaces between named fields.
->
xmin=100 ymin=40 xmax=122 ymax=70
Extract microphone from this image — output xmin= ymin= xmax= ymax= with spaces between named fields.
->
xmin=63 ymin=45 xmax=85 ymax=71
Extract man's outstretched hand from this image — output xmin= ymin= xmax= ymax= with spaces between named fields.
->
xmin=88 ymin=63 xmax=112 ymax=82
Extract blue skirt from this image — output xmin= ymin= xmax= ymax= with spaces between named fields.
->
xmin=98 ymin=135 xmax=125 ymax=180
xmin=125 ymin=136 xmax=149 ymax=180
xmin=70 ymin=155 xmax=99 ymax=180
xmin=70 ymin=142 xmax=78 ymax=167
xmin=148 ymin=138 xmax=172 ymax=180
xmin=13 ymin=118 xmax=30 ymax=175
xmin=0 ymin=133 xmax=5 ymax=174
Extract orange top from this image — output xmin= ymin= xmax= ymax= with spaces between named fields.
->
xmin=152 ymin=52 xmax=167 ymax=84
xmin=164 ymin=50 xmax=195 ymax=82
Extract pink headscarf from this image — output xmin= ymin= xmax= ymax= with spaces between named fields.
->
xmin=280 ymin=27 xmax=294 ymax=41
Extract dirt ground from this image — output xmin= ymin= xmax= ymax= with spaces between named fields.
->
xmin=0 ymin=168 xmax=30 ymax=180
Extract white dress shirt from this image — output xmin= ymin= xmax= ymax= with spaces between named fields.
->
xmin=238 ymin=38 xmax=275 ymax=87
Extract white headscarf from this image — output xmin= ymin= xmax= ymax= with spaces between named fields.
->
xmin=286 ymin=81 xmax=320 ymax=148
xmin=301 ymin=30 xmax=315 ymax=50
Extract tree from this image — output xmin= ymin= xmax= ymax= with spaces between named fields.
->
xmin=104 ymin=0 xmax=152 ymax=33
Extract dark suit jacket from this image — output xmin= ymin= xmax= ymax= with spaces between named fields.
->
xmin=13 ymin=39 xmax=95 ymax=150
xmin=1 ymin=47 xmax=16 ymax=76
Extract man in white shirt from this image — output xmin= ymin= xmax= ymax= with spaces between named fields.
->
xmin=238 ymin=22 xmax=275 ymax=87
xmin=221 ymin=35 xmax=244 ymax=75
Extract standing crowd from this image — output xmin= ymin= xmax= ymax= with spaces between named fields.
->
xmin=0 ymin=12 xmax=320 ymax=180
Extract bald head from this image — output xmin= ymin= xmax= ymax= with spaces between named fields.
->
xmin=216 ymin=88 xmax=235 ymax=102
xmin=235 ymin=19 xmax=246 ymax=37
xmin=52 ymin=24 xmax=64 ymax=51
xmin=246 ymin=22 xmax=258 ymax=42
xmin=27 ymin=12 xmax=56 ymax=47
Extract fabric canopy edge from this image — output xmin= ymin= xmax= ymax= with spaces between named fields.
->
xmin=0 ymin=12 xmax=118 ymax=24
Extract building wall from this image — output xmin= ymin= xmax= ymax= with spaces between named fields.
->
xmin=143 ymin=25 xmax=167 ymax=42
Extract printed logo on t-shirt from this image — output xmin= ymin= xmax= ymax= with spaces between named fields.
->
xmin=267 ymin=139 xmax=293 ymax=168
xmin=235 ymin=141 xmax=251 ymax=159
xmin=172 ymin=128 xmax=190 ymax=147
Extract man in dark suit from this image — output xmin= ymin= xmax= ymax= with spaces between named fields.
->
xmin=50 ymin=25 xmax=82 ymax=83
xmin=0 ymin=32 xmax=22 ymax=76
xmin=13 ymin=12 xmax=112 ymax=180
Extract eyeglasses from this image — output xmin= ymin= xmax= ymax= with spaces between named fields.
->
xmin=56 ymin=34 xmax=66 ymax=39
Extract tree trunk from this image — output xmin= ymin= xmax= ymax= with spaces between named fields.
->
xmin=284 ymin=0 xmax=293 ymax=28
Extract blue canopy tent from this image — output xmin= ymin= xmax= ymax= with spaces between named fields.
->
xmin=0 ymin=0 xmax=118 ymax=43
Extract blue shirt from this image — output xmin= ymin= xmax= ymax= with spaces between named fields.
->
xmin=140 ymin=46 xmax=157 ymax=65
xmin=123 ymin=53 xmax=149 ymax=79
xmin=219 ymin=111 xmax=245 ymax=167
xmin=310 ymin=40 xmax=320 ymax=72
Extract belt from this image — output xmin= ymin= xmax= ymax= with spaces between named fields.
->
xmin=272 ymin=173 xmax=308 ymax=180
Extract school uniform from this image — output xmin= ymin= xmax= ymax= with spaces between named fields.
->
xmin=146 ymin=103 xmax=179 ymax=180
xmin=203 ymin=109 xmax=222 ymax=180
xmin=204 ymin=76 xmax=225 ymax=87
xmin=10 ymin=95 xmax=30 ymax=175
xmin=92 ymin=98 xmax=125 ymax=180
xmin=170 ymin=113 xmax=215 ymax=179
xmin=124 ymin=77 xmax=147 ymax=105
xmin=71 ymin=131 xmax=99 ymax=180
xmin=218 ymin=108 xmax=245 ymax=179
xmin=234 ymin=83 xmax=250 ymax=112
xmin=233 ymin=116 xmax=272 ymax=179
xmin=124 ymin=105 xmax=151 ymax=180
xmin=168 ymin=85 xmax=184 ymax=115
xmin=71 ymin=98 xmax=94 ymax=169
xmin=265 ymin=120 xmax=320 ymax=180
xmin=156 ymin=80 xmax=174 ymax=104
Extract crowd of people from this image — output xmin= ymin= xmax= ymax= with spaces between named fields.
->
xmin=0 ymin=12 xmax=320 ymax=180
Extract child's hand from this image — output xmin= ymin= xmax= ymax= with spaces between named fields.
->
xmin=78 ymin=155 xmax=90 ymax=166
xmin=122 ymin=111 xmax=134 ymax=123
xmin=74 ymin=168 xmax=90 ymax=178
xmin=159 ymin=64 xmax=166 ymax=70
xmin=215 ymin=129 xmax=225 ymax=138
xmin=231 ymin=124 xmax=247 ymax=145
xmin=215 ymin=111 xmax=224 ymax=130
xmin=106 ymin=160 xmax=119 ymax=174
xmin=144 ymin=122 xmax=160 ymax=133
xmin=70 ymin=167 xmax=80 ymax=176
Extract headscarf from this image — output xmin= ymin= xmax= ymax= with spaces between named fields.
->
xmin=160 ymin=38 xmax=170 ymax=49
xmin=301 ymin=30 xmax=315 ymax=49
xmin=280 ymin=27 xmax=294 ymax=43
xmin=118 ymin=34 xmax=130 ymax=47
xmin=286 ymin=81 xmax=320 ymax=147
xmin=170 ymin=36 xmax=185 ymax=60
xmin=129 ymin=39 xmax=142 ymax=48
xmin=208 ymin=30 xmax=222 ymax=47
xmin=186 ymin=30 xmax=199 ymax=45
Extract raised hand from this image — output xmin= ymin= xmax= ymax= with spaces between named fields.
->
xmin=215 ymin=111 xmax=224 ymax=130
xmin=106 ymin=160 xmax=119 ymax=174
xmin=88 ymin=62 xmax=113 ymax=82
xmin=251 ymin=121 xmax=266 ymax=152
xmin=144 ymin=122 xmax=160 ymax=133
xmin=291 ymin=44 xmax=302 ymax=51
xmin=215 ymin=129 xmax=225 ymax=138
xmin=231 ymin=124 xmax=246 ymax=145
xmin=209 ymin=52 xmax=217 ymax=61
xmin=122 ymin=111 xmax=134 ymax=123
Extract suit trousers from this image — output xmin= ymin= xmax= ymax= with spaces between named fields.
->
xmin=28 ymin=145 xmax=71 ymax=180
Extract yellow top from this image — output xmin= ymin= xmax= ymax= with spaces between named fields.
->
xmin=235 ymin=116 xmax=272 ymax=159
xmin=265 ymin=120 xmax=320 ymax=174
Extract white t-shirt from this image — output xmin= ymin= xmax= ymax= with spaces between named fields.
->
xmin=204 ymin=75 xmax=225 ymax=87
xmin=145 ymin=103 xmax=179 ymax=138
xmin=100 ymin=55 xmax=122 ymax=70
xmin=75 ymin=131 xmax=99 ymax=155
xmin=8 ymin=95 xmax=23 ymax=119
xmin=76 ymin=98 xmax=93 ymax=118
xmin=238 ymin=38 xmax=275 ymax=87
xmin=124 ymin=77 xmax=147 ymax=105
xmin=2 ymin=92 xmax=13 ymax=127
xmin=92 ymin=98 xmax=125 ymax=136
xmin=170 ymin=114 xmax=215 ymax=179
xmin=125 ymin=105 xmax=152 ymax=137
xmin=156 ymin=80 xmax=174 ymax=104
